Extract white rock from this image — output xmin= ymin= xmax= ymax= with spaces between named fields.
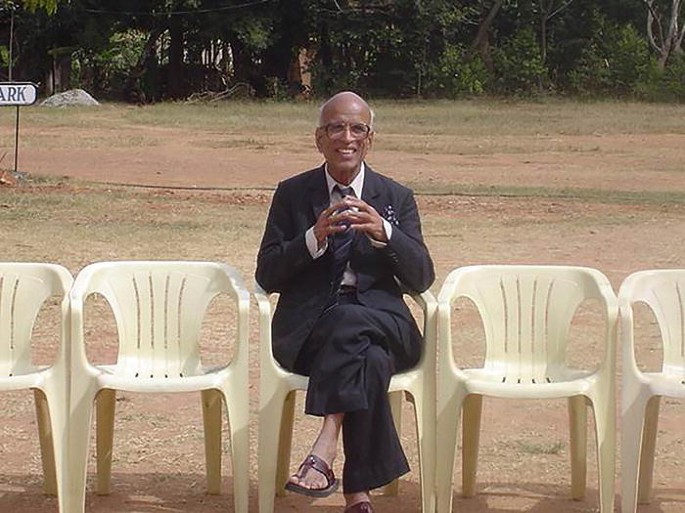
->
xmin=41 ymin=89 xmax=100 ymax=107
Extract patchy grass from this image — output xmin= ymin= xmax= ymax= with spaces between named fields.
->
xmin=15 ymin=98 xmax=685 ymax=141
xmin=1 ymin=185 xmax=268 ymax=278
xmin=408 ymin=183 xmax=685 ymax=205
xmin=517 ymin=440 xmax=565 ymax=456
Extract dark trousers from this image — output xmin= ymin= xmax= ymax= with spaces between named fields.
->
xmin=293 ymin=290 xmax=421 ymax=493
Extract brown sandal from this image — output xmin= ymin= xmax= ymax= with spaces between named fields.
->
xmin=285 ymin=453 xmax=339 ymax=498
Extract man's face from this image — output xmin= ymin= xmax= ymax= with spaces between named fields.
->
xmin=315 ymin=95 xmax=374 ymax=182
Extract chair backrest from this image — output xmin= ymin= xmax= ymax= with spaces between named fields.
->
xmin=0 ymin=263 xmax=72 ymax=377
xmin=442 ymin=265 xmax=614 ymax=382
xmin=619 ymin=270 xmax=685 ymax=375
xmin=71 ymin=261 xmax=245 ymax=379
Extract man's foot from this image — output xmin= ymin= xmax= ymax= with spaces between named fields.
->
xmin=344 ymin=500 xmax=374 ymax=513
xmin=344 ymin=491 xmax=372 ymax=512
xmin=285 ymin=453 xmax=338 ymax=498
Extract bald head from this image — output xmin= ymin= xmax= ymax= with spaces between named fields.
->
xmin=315 ymin=91 xmax=375 ymax=183
xmin=318 ymin=91 xmax=375 ymax=128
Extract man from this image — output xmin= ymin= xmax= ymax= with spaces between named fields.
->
xmin=255 ymin=91 xmax=434 ymax=513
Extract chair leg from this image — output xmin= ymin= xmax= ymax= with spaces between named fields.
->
xmin=66 ymin=384 xmax=97 ymax=513
xmin=638 ymin=396 xmax=661 ymax=504
xmin=223 ymin=386 xmax=250 ymax=513
xmin=201 ymin=389 xmax=223 ymax=495
xmin=462 ymin=394 xmax=482 ymax=498
xmin=96 ymin=388 xmax=117 ymax=495
xmin=589 ymin=391 xmax=616 ymax=513
xmin=276 ymin=391 xmax=297 ymax=497
xmin=435 ymin=387 xmax=463 ymax=513
xmin=382 ymin=390 xmax=403 ymax=496
xmin=40 ymin=382 xmax=71 ymax=513
xmin=621 ymin=391 xmax=651 ymax=513
xmin=568 ymin=395 xmax=588 ymax=501
xmin=259 ymin=388 xmax=293 ymax=513
xmin=34 ymin=389 xmax=57 ymax=496
xmin=413 ymin=391 xmax=436 ymax=513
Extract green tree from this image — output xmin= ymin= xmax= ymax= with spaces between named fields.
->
xmin=20 ymin=0 xmax=60 ymax=14
xmin=493 ymin=26 xmax=546 ymax=94
xmin=568 ymin=19 xmax=652 ymax=96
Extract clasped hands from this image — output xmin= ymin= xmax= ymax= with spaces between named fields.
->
xmin=314 ymin=196 xmax=387 ymax=249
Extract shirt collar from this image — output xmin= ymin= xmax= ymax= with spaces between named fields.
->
xmin=324 ymin=162 xmax=365 ymax=199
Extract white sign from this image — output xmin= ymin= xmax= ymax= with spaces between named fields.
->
xmin=0 ymin=82 xmax=38 ymax=106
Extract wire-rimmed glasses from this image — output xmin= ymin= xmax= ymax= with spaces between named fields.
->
xmin=320 ymin=122 xmax=372 ymax=140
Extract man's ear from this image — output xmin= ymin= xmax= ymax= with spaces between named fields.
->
xmin=315 ymin=129 xmax=323 ymax=152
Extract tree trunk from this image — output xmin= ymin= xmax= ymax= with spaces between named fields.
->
xmin=470 ymin=0 xmax=505 ymax=73
xmin=45 ymin=51 xmax=71 ymax=95
xmin=646 ymin=0 xmax=684 ymax=69
xmin=124 ymin=28 xmax=164 ymax=103
xmin=168 ymin=17 xmax=184 ymax=99
xmin=228 ymin=36 xmax=250 ymax=84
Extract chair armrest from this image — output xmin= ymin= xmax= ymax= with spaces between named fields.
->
xmin=436 ymin=268 xmax=464 ymax=304
xmin=254 ymin=282 xmax=279 ymax=372
xmin=254 ymin=283 xmax=271 ymax=316
xmin=405 ymin=289 xmax=437 ymax=313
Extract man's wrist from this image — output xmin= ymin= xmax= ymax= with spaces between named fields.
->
xmin=306 ymin=226 xmax=327 ymax=258
xmin=369 ymin=219 xmax=392 ymax=248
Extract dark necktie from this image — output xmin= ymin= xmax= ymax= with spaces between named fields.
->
xmin=330 ymin=185 xmax=355 ymax=295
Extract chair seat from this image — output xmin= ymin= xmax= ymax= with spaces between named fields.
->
xmin=93 ymin=365 xmax=234 ymax=393
xmin=462 ymin=367 xmax=597 ymax=399
xmin=387 ymin=367 xmax=422 ymax=392
xmin=637 ymin=373 xmax=685 ymax=397
xmin=0 ymin=369 xmax=51 ymax=390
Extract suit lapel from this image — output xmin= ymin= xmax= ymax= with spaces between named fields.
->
xmin=352 ymin=165 xmax=386 ymax=256
xmin=361 ymin=165 xmax=386 ymax=216
xmin=307 ymin=165 xmax=329 ymax=221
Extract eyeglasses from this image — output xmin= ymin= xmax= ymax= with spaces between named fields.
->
xmin=321 ymin=122 xmax=372 ymax=140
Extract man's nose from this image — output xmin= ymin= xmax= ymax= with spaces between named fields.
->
xmin=340 ymin=125 xmax=356 ymax=141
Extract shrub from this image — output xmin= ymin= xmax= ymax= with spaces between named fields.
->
xmin=492 ymin=28 xmax=547 ymax=95
xmin=568 ymin=23 xmax=652 ymax=96
xmin=424 ymin=43 xmax=489 ymax=98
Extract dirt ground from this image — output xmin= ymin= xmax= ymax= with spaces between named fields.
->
xmin=1 ymin=115 xmax=684 ymax=513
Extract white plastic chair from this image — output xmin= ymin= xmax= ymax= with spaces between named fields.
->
xmin=256 ymin=286 xmax=437 ymax=513
xmin=0 ymin=263 xmax=73 ymax=512
xmin=620 ymin=269 xmax=685 ymax=513
xmin=67 ymin=261 xmax=250 ymax=513
xmin=436 ymin=265 xmax=617 ymax=513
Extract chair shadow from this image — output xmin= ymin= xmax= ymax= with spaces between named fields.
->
xmin=449 ymin=482 xmax=685 ymax=513
xmin=90 ymin=473 xmax=423 ymax=513
xmin=0 ymin=471 xmax=424 ymax=512
xmin=1 ymin=472 xmax=239 ymax=513
xmin=448 ymin=482 xmax=589 ymax=513
xmin=0 ymin=473 xmax=58 ymax=512
xmin=269 ymin=478 xmax=423 ymax=512
xmin=6 ymin=471 xmax=684 ymax=513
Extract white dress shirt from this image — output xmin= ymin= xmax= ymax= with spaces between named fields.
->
xmin=305 ymin=163 xmax=393 ymax=287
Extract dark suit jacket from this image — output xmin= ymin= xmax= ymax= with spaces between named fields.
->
xmin=255 ymin=164 xmax=435 ymax=370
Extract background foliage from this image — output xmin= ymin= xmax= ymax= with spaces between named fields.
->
xmin=1 ymin=0 xmax=683 ymax=102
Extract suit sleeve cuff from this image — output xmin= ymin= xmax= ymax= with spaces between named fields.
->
xmin=369 ymin=219 xmax=392 ymax=248
xmin=306 ymin=226 xmax=328 ymax=258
